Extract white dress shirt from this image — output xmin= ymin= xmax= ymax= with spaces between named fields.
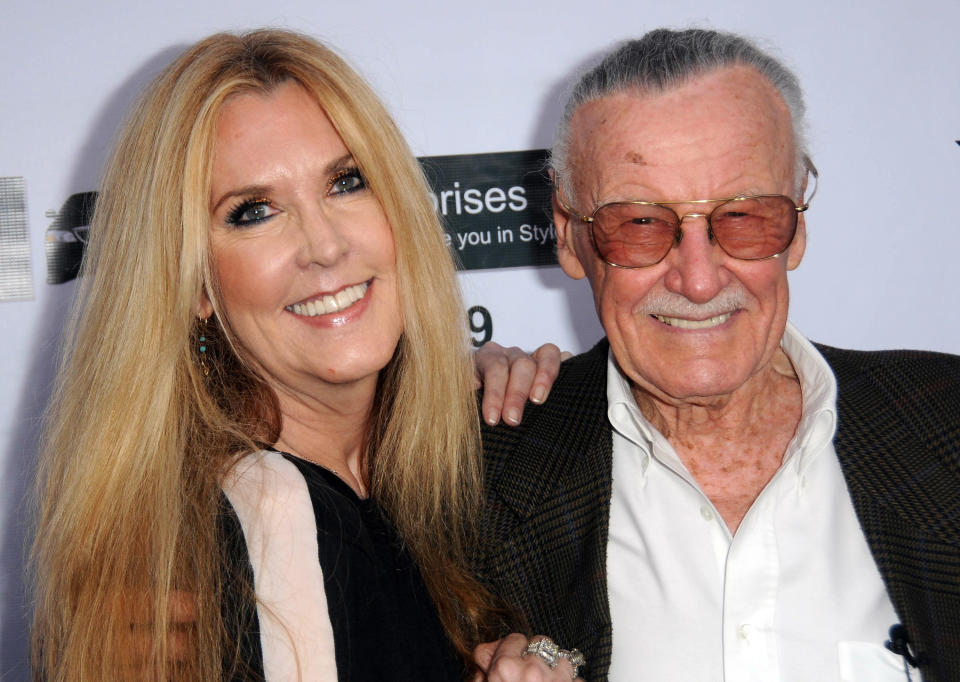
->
xmin=606 ymin=323 xmax=908 ymax=681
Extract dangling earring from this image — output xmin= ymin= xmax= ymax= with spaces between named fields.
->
xmin=198 ymin=317 xmax=210 ymax=377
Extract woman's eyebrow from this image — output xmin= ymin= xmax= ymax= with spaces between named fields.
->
xmin=210 ymin=184 xmax=272 ymax=213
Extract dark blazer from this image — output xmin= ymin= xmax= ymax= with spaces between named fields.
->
xmin=477 ymin=338 xmax=960 ymax=681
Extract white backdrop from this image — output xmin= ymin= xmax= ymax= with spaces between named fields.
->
xmin=2 ymin=1 xmax=958 ymax=676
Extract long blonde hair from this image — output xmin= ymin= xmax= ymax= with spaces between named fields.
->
xmin=31 ymin=29 xmax=498 ymax=680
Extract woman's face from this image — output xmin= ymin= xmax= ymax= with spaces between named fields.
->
xmin=203 ymin=81 xmax=403 ymax=402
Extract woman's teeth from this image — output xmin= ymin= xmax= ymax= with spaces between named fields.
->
xmin=287 ymin=282 xmax=368 ymax=316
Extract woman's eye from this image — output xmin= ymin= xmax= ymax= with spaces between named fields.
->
xmin=329 ymin=169 xmax=366 ymax=196
xmin=225 ymin=199 xmax=275 ymax=227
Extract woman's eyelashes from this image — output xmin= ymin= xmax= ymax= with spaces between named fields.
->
xmin=225 ymin=198 xmax=276 ymax=227
xmin=328 ymin=167 xmax=366 ymax=196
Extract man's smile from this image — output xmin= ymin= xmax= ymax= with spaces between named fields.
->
xmin=651 ymin=312 xmax=733 ymax=329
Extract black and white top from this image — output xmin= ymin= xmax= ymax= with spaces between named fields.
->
xmin=221 ymin=449 xmax=462 ymax=681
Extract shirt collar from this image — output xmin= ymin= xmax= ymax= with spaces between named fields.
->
xmin=605 ymin=321 xmax=838 ymax=478
xmin=780 ymin=322 xmax=838 ymax=473
xmin=606 ymin=354 xmax=655 ymax=475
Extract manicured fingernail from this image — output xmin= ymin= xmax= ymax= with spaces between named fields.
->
xmin=486 ymin=410 xmax=500 ymax=425
xmin=531 ymin=386 xmax=546 ymax=404
xmin=505 ymin=408 xmax=520 ymax=425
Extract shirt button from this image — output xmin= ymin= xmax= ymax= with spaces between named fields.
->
xmin=737 ymin=624 xmax=752 ymax=641
xmin=700 ymin=506 xmax=714 ymax=521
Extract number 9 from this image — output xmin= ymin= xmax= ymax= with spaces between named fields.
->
xmin=468 ymin=305 xmax=493 ymax=348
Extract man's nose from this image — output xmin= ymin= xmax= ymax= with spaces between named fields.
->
xmin=661 ymin=215 xmax=729 ymax=303
xmin=295 ymin=206 xmax=349 ymax=268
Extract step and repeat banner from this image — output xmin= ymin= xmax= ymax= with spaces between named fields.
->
xmin=2 ymin=0 xmax=958 ymax=676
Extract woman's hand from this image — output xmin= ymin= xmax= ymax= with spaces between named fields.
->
xmin=475 ymin=343 xmax=570 ymax=426
xmin=472 ymin=633 xmax=584 ymax=681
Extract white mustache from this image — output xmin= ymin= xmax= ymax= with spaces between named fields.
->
xmin=636 ymin=287 xmax=749 ymax=319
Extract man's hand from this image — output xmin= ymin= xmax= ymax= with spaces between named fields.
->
xmin=475 ymin=343 xmax=570 ymax=426
xmin=472 ymin=633 xmax=583 ymax=681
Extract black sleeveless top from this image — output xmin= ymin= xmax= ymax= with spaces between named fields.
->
xmin=221 ymin=453 xmax=464 ymax=681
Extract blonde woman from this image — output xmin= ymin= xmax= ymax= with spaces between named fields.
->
xmin=30 ymin=29 xmax=576 ymax=681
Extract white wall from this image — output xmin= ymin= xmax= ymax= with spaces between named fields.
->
xmin=2 ymin=1 xmax=958 ymax=676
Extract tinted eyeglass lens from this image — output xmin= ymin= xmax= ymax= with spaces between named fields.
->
xmin=592 ymin=196 xmax=797 ymax=267
xmin=710 ymin=196 xmax=797 ymax=260
xmin=592 ymin=202 xmax=679 ymax=268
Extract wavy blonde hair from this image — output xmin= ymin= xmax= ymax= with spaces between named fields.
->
xmin=31 ymin=29 xmax=499 ymax=681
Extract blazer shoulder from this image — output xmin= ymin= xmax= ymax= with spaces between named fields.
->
xmin=480 ymin=338 xmax=613 ymax=515
xmin=815 ymin=343 xmax=960 ymax=382
xmin=816 ymin=342 xmax=960 ymax=429
xmin=549 ymin=337 xmax=610 ymax=401
xmin=481 ymin=338 xmax=610 ymax=457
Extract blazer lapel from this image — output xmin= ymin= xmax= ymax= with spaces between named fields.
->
xmin=823 ymin=343 xmax=960 ymax=679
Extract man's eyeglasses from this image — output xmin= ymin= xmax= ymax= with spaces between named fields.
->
xmin=555 ymin=164 xmax=818 ymax=269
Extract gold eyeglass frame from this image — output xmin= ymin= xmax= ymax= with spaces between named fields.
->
xmin=554 ymin=158 xmax=819 ymax=269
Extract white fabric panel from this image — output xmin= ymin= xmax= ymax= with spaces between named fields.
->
xmin=222 ymin=450 xmax=338 ymax=682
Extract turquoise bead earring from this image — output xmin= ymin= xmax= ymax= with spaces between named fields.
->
xmin=198 ymin=317 xmax=209 ymax=376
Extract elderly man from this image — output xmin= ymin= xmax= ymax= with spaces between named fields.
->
xmin=476 ymin=29 xmax=960 ymax=682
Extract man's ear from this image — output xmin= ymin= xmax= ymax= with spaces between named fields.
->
xmin=787 ymin=156 xmax=815 ymax=271
xmin=552 ymin=190 xmax=587 ymax=280
xmin=786 ymin=213 xmax=806 ymax=271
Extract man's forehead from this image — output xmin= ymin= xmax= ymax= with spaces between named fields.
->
xmin=567 ymin=65 xmax=795 ymax=197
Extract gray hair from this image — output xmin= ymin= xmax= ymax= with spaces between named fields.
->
xmin=551 ymin=28 xmax=811 ymax=202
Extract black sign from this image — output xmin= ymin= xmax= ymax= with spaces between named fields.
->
xmin=45 ymin=191 xmax=96 ymax=284
xmin=420 ymin=149 xmax=557 ymax=271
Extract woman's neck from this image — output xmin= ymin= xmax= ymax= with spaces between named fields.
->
xmin=272 ymin=380 xmax=375 ymax=497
